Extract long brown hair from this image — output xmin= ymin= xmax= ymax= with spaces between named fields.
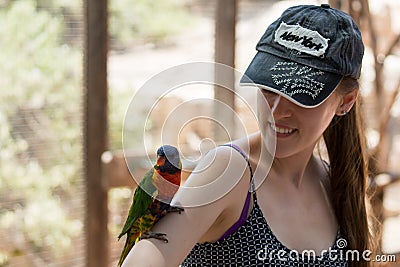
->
xmin=323 ymin=77 xmax=375 ymax=267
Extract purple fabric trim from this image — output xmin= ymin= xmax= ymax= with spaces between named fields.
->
xmin=217 ymin=143 xmax=253 ymax=241
xmin=218 ymin=190 xmax=252 ymax=241
xmin=225 ymin=144 xmax=253 ymax=178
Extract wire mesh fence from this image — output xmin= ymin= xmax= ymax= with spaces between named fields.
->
xmin=0 ymin=0 xmax=85 ymax=266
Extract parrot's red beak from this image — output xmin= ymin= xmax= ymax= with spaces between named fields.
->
xmin=156 ymin=156 xmax=165 ymax=167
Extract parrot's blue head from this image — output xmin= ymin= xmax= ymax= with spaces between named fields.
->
xmin=156 ymin=145 xmax=181 ymax=174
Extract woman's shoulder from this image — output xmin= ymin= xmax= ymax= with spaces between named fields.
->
xmin=183 ymin=143 xmax=251 ymax=186
xmin=174 ymin=141 xmax=253 ymax=208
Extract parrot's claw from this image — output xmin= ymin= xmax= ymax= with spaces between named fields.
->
xmin=168 ymin=206 xmax=184 ymax=214
xmin=139 ymin=231 xmax=168 ymax=243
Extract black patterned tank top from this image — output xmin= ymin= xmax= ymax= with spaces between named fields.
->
xmin=181 ymin=144 xmax=348 ymax=267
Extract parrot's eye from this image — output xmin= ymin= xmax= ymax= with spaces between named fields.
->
xmin=156 ymin=156 xmax=166 ymax=166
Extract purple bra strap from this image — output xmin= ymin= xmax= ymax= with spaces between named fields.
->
xmin=217 ymin=144 xmax=253 ymax=241
xmin=217 ymin=191 xmax=251 ymax=241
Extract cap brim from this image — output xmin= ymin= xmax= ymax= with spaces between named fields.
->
xmin=240 ymin=51 xmax=343 ymax=108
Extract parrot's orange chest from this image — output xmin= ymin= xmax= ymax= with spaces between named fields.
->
xmin=154 ymin=170 xmax=181 ymax=202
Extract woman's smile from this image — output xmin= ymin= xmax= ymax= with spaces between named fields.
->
xmin=269 ymin=122 xmax=298 ymax=137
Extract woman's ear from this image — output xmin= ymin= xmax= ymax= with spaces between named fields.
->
xmin=335 ymin=89 xmax=359 ymax=116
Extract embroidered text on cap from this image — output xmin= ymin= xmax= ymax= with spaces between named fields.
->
xmin=274 ymin=22 xmax=329 ymax=57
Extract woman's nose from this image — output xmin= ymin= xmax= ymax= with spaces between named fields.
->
xmin=270 ymin=95 xmax=292 ymax=118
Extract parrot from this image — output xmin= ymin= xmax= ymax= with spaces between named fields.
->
xmin=117 ymin=145 xmax=183 ymax=267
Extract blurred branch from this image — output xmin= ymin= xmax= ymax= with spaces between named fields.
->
xmin=379 ymin=78 xmax=400 ymax=135
xmin=371 ymin=77 xmax=400 ymax=172
xmin=329 ymin=0 xmax=344 ymax=10
xmin=373 ymin=172 xmax=400 ymax=194
xmin=361 ymin=0 xmax=384 ymax=99
xmin=349 ymin=0 xmax=362 ymax=26
xmin=384 ymin=33 xmax=400 ymax=58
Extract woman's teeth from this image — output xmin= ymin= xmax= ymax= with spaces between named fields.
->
xmin=270 ymin=123 xmax=295 ymax=134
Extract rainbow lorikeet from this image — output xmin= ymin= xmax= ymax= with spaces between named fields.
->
xmin=117 ymin=145 xmax=183 ymax=267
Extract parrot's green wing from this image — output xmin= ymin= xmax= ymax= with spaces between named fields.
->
xmin=118 ymin=167 xmax=157 ymax=239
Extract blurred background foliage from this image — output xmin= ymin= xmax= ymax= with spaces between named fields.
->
xmin=0 ymin=0 xmax=191 ymax=265
xmin=110 ymin=0 xmax=190 ymax=49
xmin=0 ymin=0 xmax=83 ymax=264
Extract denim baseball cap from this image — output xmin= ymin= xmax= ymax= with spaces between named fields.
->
xmin=240 ymin=4 xmax=364 ymax=108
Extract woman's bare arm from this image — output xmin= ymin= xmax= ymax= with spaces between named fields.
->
xmin=122 ymin=146 xmax=250 ymax=267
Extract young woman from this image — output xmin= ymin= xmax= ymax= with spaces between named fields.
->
xmin=123 ymin=4 xmax=374 ymax=267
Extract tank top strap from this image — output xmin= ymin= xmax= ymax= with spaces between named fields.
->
xmin=220 ymin=143 xmax=256 ymax=195
xmin=220 ymin=143 xmax=253 ymax=177
xmin=216 ymin=144 xmax=256 ymax=241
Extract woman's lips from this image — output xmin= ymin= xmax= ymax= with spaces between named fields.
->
xmin=269 ymin=122 xmax=297 ymax=137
